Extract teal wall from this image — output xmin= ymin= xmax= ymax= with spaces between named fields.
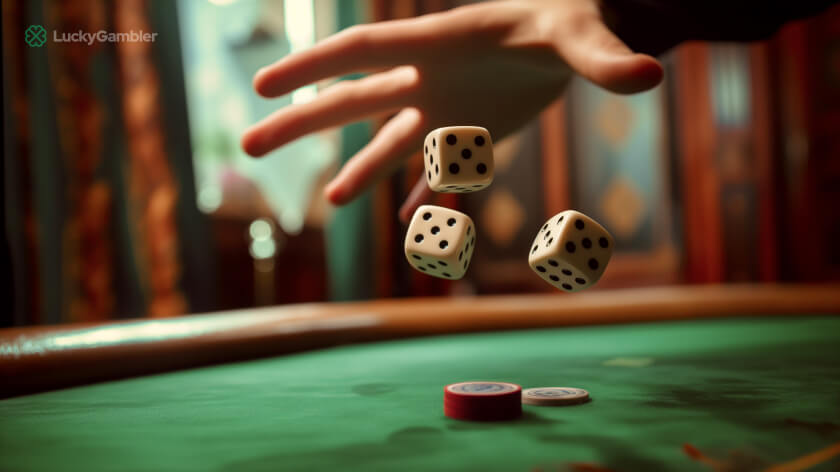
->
xmin=325 ymin=1 xmax=374 ymax=301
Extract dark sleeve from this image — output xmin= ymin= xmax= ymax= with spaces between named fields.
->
xmin=602 ymin=0 xmax=839 ymax=55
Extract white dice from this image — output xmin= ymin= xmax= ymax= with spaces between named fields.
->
xmin=405 ymin=205 xmax=475 ymax=279
xmin=528 ymin=210 xmax=614 ymax=292
xmin=423 ymin=126 xmax=494 ymax=193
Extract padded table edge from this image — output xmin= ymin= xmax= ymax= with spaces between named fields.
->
xmin=1 ymin=284 xmax=839 ymax=398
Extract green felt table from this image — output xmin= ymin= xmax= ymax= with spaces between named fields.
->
xmin=2 ymin=315 xmax=840 ymax=471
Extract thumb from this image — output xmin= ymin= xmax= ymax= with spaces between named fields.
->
xmin=558 ymin=15 xmax=663 ymax=94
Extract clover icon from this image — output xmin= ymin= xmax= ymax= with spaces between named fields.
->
xmin=25 ymin=25 xmax=47 ymax=48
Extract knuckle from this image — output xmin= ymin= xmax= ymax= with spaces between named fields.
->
xmin=324 ymin=80 xmax=356 ymax=102
xmin=343 ymin=24 xmax=373 ymax=53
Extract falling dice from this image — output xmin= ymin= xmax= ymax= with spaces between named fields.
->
xmin=423 ymin=126 xmax=494 ymax=193
xmin=528 ymin=210 xmax=614 ymax=292
xmin=405 ymin=205 xmax=475 ymax=279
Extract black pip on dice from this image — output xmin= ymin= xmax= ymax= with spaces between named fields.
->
xmin=528 ymin=210 xmax=614 ymax=292
xmin=424 ymin=126 xmax=494 ymax=193
xmin=405 ymin=205 xmax=476 ymax=280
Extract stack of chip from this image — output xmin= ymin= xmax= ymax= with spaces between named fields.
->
xmin=443 ymin=381 xmax=522 ymax=421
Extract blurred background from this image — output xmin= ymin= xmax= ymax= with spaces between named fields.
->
xmin=2 ymin=0 xmax=839 ymax=326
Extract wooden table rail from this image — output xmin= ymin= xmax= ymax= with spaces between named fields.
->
xmin=2 ymin=284 xmax=839 ymax=398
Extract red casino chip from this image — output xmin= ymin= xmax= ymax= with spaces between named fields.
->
xmin=443 ymin=381 xmax=522 ymax=421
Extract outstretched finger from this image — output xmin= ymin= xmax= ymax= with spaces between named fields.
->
xmin=325 ymin=108 xmax=425 ymax=206
xmin=242 ymin=66 xmax=419 ymax=157
xmin=254 ymin=13 xmax=453 ymax=98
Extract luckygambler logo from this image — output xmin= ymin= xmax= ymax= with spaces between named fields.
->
xmin=25 ymin=25 xmax=47 ymax=47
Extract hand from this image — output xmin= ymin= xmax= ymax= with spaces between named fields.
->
xmin=241 ymin=0 xmax=663 ymax=222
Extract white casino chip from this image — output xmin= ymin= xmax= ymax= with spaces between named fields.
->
xmin=522 ymin=387 xmax=590 ymax=405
